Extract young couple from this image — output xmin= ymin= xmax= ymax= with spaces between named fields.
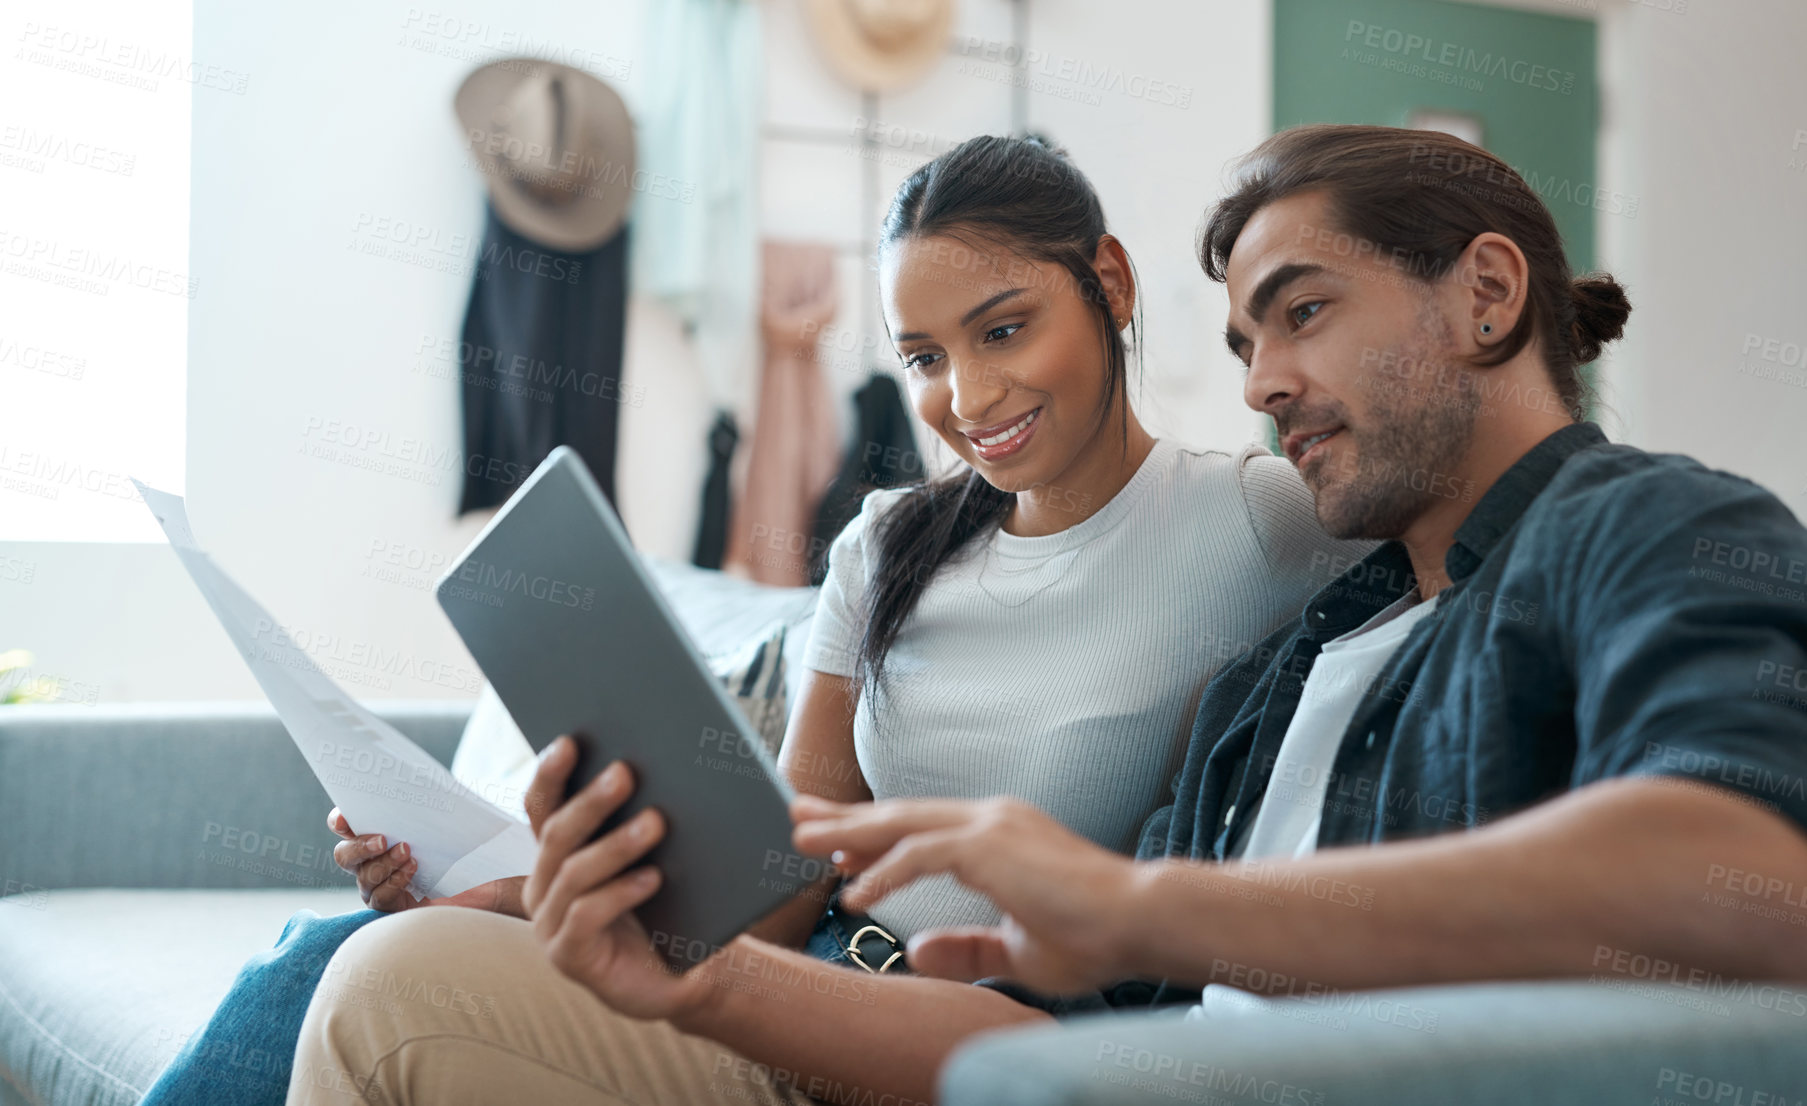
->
xmin=154 ymin=124 xmax=1807 ymax=1106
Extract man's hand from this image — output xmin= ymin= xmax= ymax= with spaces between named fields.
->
xmin=522 ymin=735 xmax=719 ymax=1022
xmin=789 ymin=794 xmax=1142 ymax=993
xmin=328 ymin=808 xmax=526 ymax=916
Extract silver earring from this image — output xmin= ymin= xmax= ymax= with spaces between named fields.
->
xmin=1480 ymin=323 xmax=1493 ymax=336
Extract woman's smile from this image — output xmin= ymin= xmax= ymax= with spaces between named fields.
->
xmin=963 ymin=406 xmax=1043 ymax=461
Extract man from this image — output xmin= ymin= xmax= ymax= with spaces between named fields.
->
xmin=287 ymin=125 xmax=1807 ymax=1106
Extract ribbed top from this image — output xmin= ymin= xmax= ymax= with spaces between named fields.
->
xmin=802 ymin=437 xmax=1372 ymax=939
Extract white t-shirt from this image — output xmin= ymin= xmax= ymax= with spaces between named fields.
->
xmin=1235 ymin=590 xmax=1442 ymax=860
xmin=801 ymin=437 xmax=1376 ymax=939
xmin=1189 ymin=589 xmax=1440 ymax=1023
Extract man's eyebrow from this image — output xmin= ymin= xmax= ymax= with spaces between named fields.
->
xmin=1244 ymin=262 xmax=1328 ymax=327
xmin=1222 ymin=262 xmax=1333 ymax=365
xmin=894 ymin=287 xmax=1029 ymax=343
xmin=1222 ymin=262 xmax=1331 ymax=364
xmin=1224 ymin=324 xmax=1250 ymax=364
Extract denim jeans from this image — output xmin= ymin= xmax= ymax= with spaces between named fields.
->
xmin=139 ymin=908 xmax=384 ymax=1105
xmin=141 ymin=906 xmax=861 ymax=1104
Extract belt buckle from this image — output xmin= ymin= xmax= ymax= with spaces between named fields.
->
xmin=844 ymin=922 xmax=904 ymax=974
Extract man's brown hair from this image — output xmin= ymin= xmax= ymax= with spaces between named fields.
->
xmin=1198 ymin=124 xmax=1630 ymax=415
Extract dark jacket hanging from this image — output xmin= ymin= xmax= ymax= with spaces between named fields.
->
xmin=456 ymin=200 xmax=631 ymax=515
xmin=691 ymin=411 xmax=741 ymax=569
xmin=807 ymin=373 xmax=925 ymax=586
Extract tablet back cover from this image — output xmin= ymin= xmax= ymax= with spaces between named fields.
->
xmin=436 ymin=447 xmax=803 ymax=971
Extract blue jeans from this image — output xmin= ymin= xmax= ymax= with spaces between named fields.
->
xmin=139 ymin=908 xmax=384 ymax=1106
xmin=142 ymin=907 xmax=861 ymax=1105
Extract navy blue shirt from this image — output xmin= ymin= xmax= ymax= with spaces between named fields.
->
xmin=983 ymin=421 xmax=1807 ymax=1014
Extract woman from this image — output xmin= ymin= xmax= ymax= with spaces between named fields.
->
xmin=142 ymin=134 xmax=1365 ymax=1105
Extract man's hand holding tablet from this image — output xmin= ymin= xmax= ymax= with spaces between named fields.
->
xmin=523 ymin=734 xmax=722 ymax=1023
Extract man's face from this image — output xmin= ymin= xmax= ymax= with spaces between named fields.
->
xmin=1223 ymin=190 xmax=1480 ymax=540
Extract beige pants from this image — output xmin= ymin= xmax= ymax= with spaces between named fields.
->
xmin=285 ymin=907 xmax=819 ymax=1106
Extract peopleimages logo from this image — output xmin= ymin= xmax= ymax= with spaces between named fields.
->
xmin=1641 ymin=741 xmax=1806 ymax=804
xmin=1591 ymin=945 xmax=1807 ymax=1017
xmin=449 ymin=557 xmax=596 ymax=611
xmin=0 ymin=228 xmax=196 ymax=298
xmin=1343 ymin=20 xmax=1575 ymax=94
xmin=348 ymin=213 xmax=587 ymax=285
xmin=13 ymin=21 xmax=250 ymax=94
xmin=950 ymin=37 xmax=1194 ymax=109
xmin=0 ymin=125 xmax=136 ymax=176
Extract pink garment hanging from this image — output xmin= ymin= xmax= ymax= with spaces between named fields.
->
xmin=723 ymin=241 xmax=843 ymax=585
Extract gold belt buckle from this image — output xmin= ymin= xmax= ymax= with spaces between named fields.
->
xmin=844 ymin=923 xmax=904 ymax=973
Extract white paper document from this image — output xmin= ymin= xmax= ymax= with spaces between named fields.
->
xmin=133 ymin=480 xmax=537 ymax=898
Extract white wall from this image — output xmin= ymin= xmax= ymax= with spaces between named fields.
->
xmin=1 ymin=0 xmax=1273 ymax=703
xmin=1595 ymin=0 xmax=1807 ymax=520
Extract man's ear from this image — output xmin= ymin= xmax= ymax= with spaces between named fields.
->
xmin=1094 ymin=234 xmax=1136 ymax=328
xmin=1453 ymin=232 xmax=1529 ymax=348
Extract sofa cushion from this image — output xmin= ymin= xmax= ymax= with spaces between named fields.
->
xmin=0 ymin=887 xmax=361 ymax=1106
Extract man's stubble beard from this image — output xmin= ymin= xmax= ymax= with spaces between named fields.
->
xmin=1311 ymin=310 xmax=1480 ymax=541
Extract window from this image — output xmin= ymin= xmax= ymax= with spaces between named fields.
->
xmin=0 ymin=0 xmax=192 ymax=541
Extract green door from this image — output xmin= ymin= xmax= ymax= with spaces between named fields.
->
xmin=1275 ymin=0 xmax=1601 ymax=272
xmin=1269 ymin=0 xmax=1603 ymax=431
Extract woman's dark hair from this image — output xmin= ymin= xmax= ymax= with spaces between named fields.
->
xmin=852 ymin=133 xmax=1140 ymax=697
xmin=1198 ymin=124 xmax=1630 ymax=415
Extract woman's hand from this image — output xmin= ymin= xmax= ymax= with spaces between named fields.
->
xmin=328 ymin=808 xmax=526 ymax=917
xmin=789 ymin=794 xmax=1143 ymax=994
xmin=521 ymin=736 xmax=719 ymax=1022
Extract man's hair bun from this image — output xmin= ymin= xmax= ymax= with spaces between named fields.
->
xmin=1569 ymin=275 xmax=1631 ymax=365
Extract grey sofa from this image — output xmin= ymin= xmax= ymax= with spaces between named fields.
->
xmin=0 ymin=556 xmax=820 ymax=1106
xmin=5 ymin=559 xmax=1805 ymax=1106
xmin=0 ymin=700 xmax=463 ymax=1106
xmin=941 ymin=977 xmax=1807 ymax=1105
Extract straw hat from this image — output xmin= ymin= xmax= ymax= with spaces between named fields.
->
xmin=805 ymin=0 xmax=955 ymax=93
xmin=453 ymin=58 xmax=635 ymax=252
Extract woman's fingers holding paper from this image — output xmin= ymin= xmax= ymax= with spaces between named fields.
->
xmin=367 ymin=854 xmax=422 ymax=913
xmin=331 ymin=831 xmax=389 ymax=875
xmin=355 ymin=841 xmax=409 ymax=891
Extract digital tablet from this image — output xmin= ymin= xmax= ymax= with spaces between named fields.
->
xmin=435 ymin=446 xmax=804 ymax=972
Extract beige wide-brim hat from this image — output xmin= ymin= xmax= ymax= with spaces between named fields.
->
xmin=453 ymin=58 xmax=635 ymax=253
xmin=805 ymin=0 xmax=955 ymax=93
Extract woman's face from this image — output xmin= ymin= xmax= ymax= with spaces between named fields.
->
xmin=879 ymin=233 xmax=1132 ymax=493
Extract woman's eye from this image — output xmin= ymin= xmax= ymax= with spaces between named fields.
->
xmin=1289 ymin=302 xmax=1324 ymax=329
xmin=902 ymin=351 xmax=942 ymax=372
xmin=982 ymin=323 xmax=1023 ymax=343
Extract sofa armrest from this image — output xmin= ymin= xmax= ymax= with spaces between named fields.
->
xmin=941 ymin=979 xmax=1807 ymax=1106
xmin=0 ymin=700 xmax=470 ymax=893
